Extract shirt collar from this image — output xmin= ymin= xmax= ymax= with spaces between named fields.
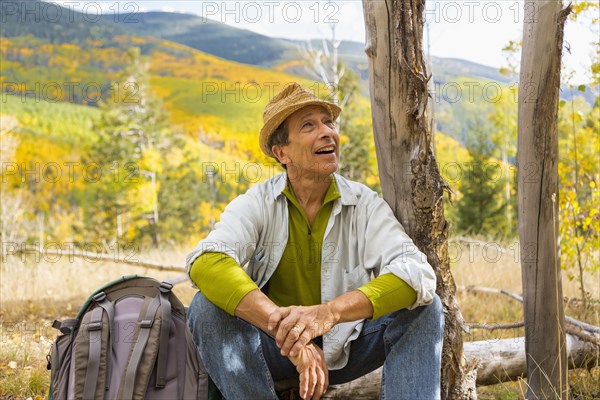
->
xmin=281 ymin=176 xmax=340 ymax=206
xmin=272 ymin=172 xmax=359 ymax=206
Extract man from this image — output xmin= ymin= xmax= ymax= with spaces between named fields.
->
xmin=186 ymin=82 xmax=443 ymax=400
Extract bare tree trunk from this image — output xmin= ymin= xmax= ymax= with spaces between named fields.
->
xmin=362 ymin=1 xmax=477 ymax=398
xmin=518 ymin=1 xmax=571 ymax=398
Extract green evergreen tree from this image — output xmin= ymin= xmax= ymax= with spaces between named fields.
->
xmin=455 ymin=126 xmax=509 ymax=236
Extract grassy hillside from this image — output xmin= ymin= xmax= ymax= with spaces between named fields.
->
xmin=116 ymin=10 xmax=513 ymax=84
xmin=2 ymin=92 xmax=101 ymax=144
xmin=0 ymin=32 xmax=311 ymax=161
xmin=121 ymin=11 xmax=515 ymax=86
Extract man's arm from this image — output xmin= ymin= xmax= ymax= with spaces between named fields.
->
xmin=189 ymin=253 xmax=259 ymax=315
xmin=234 ymin=288 xmax=279 ymax=332
xmin=328 ymin=289 xmax=375 ymax=323
xmin=361 ymin=194 xmax=437 ymax=307
xmin=186 ymin=189 xmax=265 ymax=289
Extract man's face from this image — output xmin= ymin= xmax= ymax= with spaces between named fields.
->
xmin=273 ymin=105 xmax=340 ymax=180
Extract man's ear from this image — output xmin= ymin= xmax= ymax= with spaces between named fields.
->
xmin=271 ymin=145 xmax=289 ymax=165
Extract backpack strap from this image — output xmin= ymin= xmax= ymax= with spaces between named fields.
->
xmin=155 ymin=282 xmax=173 ymax=388
xmin=52 ymin=318 xmax=78 ymax=334
xmin=93 ymin=292 xmax=115 ymax=390
xmin=121 ymin=295 xmax=161 ymax=399
xmin=83 ymin=307 xmax=104 ymax=399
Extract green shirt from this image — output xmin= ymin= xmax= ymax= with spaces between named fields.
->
xmin=190 ymin=178 xmax=417 ymax=319
xmin=266 ymin=179 xmax=340 ymax=307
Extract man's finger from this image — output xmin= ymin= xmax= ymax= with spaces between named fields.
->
xmin=267 ymin=307 xmax=289 ymax=333
xmin=276 ymin=312 xmax=305 ymax=349
xmin=299 ymin=370 xmax=308 ymax=399
xmin=317 ymin=346 xmax=329 ymax=398
xmin=276 ymin=319 xmax=297 ymax=349
xmin=306 ymin=365 xmax=317 ymax=400
xmin=314 ymin=367 xmax=326 ymax=400
xmin=280 ymin=322 xmax=307 ymax=355
xmin=288 ymin=331 xmax=311 ymax=357
xmin=300 ymin=367 xmax=310 ymax=399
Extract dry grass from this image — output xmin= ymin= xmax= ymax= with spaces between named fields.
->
xmin=1 ymin=247 xmax=197 ymax=322
xmin=0 ymin=241 xmax=598 ymax=399
xmin=0 ymin=248 xmax=197 ymax=399
xmin=451 ymin=237 xmax=600 ymax=399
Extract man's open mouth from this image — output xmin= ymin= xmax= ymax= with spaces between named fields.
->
xmin=315 ymin=146 xmax=335 ymax=155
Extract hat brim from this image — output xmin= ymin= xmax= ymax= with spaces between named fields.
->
xmin=260 ymin=100 xmax=342 ymax=158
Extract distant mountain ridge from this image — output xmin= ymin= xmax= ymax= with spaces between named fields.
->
xmin=1 ymin=1 xmax=510 ymax=84
xmin=121 ymin=11 xmax=512 ymax=84
xmin=124 ymin=11 xmax=295 ymax=67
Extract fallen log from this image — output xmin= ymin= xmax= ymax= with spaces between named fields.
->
xmin=464 ymin=333 xmax=598 ymax=386
xmin=317 ymin=334 xmax=599 ymax=398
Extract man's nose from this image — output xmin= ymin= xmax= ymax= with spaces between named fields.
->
xmin=318 ymin=122 xmax=336 ymax=138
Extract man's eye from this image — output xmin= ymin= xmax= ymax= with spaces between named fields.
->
xmin=302 ymin=122 xmax=313 ymax=129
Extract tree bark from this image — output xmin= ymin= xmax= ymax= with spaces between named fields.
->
xmin=518 ymin=1 xmax=571 ymax=398
xmin=362 ymin=0 xmax=476 ymax=398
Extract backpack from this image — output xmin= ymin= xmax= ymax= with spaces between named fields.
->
xmin=47 ymin=275 xmax=208 ymax=400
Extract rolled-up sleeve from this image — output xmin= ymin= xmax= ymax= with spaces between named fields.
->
xmin=356 ymin=273 xmax=417 ymax=319
xmin=186 ymin=188 xmax=264 ymax=288
xmin=189 ymin=252 xmax=259 ymax=315
xmin=361 ymin=194 xmax=437 ymax=309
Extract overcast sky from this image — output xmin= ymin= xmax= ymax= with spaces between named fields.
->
xmin=49 ymin=0 xmax=597 ymax=83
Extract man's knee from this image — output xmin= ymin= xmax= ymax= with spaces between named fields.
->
xmin=396 ymin=294 xmax=444 ymax=338
xmin=187 ymin=291 xmax=230 ymax=340
xmin=426 ymin=294 xmax=444 ymax=338
xmin=430 ymin=294 xmax=443 ymax=315
xmin=189 ymin=291 xmax=218 ymax=316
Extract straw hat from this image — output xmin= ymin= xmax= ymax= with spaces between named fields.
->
xmin=259 ymin=82 xmax=342 ymax=157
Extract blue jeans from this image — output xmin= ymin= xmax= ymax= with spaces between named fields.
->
xmin=187 ymin=292 xmax=444 ymax=400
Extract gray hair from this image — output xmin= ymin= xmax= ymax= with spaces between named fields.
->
xmin=267 ymin=121 xmax=290 ymax=169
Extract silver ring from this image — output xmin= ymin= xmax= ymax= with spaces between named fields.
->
xmin=292 ymin=325 xmax=302 ymax=335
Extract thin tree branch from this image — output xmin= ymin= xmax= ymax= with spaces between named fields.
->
xmin=11 ymin=247 xmax=185 ymax=272
xmin=465 ymin=321 xmax=600 ymax=347
xmin=459 ymin=285 xmax=600 ymax=334
xmin=566 ymin=326 xmax=600 ymax=347
xmin=467 ymin=321 xmax=525 ymax=331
